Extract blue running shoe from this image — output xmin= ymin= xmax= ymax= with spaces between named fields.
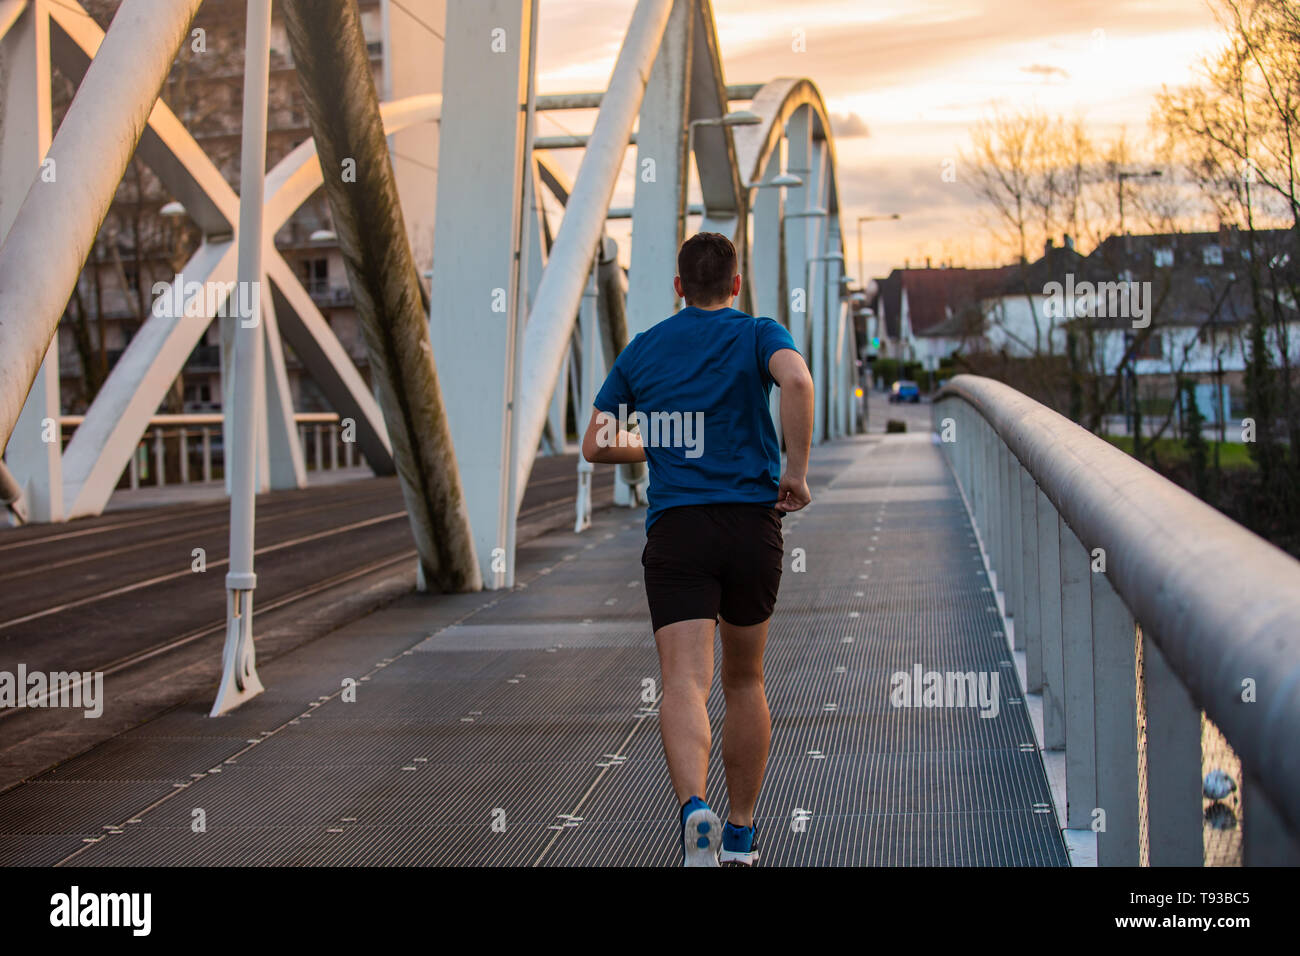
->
xmin=679 ymin=796 xmax=721 ymax=867
xmin=719 ymin=820 xmax=759 ymax=866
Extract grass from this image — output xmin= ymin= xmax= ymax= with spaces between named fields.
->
xmin=1103 ymin=434 xmax=1257 ymax=471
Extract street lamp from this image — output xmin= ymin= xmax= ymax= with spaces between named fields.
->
xmin=683 ymin=111 xmax=761 ymax=229
xmin=687 ymin=110 xmax=761 ymax=182
xmin=786 ymin=206 xmax=829 ymax=219
xmin=856 ymin=213 xmax=900 ymax=287
xmin=745 ymin=172 xmax=803 ymax=189
xmin=1114 ymin=167 xmax=1161 ymax=441
xmin=1117 ymin=168 xmax=1162 ymax=237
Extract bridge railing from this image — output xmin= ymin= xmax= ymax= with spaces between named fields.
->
xmin=58 ymin=413 xmax=357 ymax=490
xmin=933 ymin=374 xmax=1300 ymax=866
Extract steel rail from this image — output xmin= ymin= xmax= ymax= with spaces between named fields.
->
xmin=935 ymin=373 xmax=1300 ymax=837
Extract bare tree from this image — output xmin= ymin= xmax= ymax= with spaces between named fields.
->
xmin=1156 ymin=0 xmax=1300 ymax=550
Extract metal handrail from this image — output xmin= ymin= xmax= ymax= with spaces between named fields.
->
xmin=934 ymin=373 xmax=1300 ymax=838
xmin=58 ymin=412 xmax=341 ymax=427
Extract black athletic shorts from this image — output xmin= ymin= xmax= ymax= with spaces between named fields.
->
xmin=641 ymin=502 xmax=785 ymax=632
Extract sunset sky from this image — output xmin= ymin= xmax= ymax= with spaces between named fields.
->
xmin=533 ymin=0 xmax=1226 ymax=284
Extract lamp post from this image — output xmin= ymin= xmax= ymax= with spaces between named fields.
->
xmin=1114 ymin=168 xmax=1160 ymax=445
xmin=745 ymin=172 xmax=803 ymax=190
xmin=687 ymin=110 xmax=761 ymax=200
xmin=1117 ymin=168 xmax=1162 ymax=237
xmin=856 ymin=213 xmax=900 ymax=288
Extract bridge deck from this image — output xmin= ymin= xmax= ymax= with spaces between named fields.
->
xmin=0 ymin=434 xmax=1068 ymax=866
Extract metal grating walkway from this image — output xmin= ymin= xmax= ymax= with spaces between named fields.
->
xmin=0 ymin=434 xmax=1068 ymax=866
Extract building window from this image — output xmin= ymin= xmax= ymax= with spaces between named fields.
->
xmin=1153 ymin=248 xmax=1174 ymax=268
xmin=301 ymin=258 xmax=328 ymax=296
xmin=1202 ymin=244 xmax=1223 ymax=266
xmin=1135 ymin=333 xmax=1163 ymax=359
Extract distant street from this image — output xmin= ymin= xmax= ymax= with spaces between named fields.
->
xmin=865 ymin=385 xmax=933 ymax=435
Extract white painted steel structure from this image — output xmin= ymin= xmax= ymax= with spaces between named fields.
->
xmin=935 ymin=375 xmax=1300 ymax=865
xmin=0 ymin=0 xmax=857 ymax=711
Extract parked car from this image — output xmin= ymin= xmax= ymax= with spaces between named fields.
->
xmin=889 ymin=380 xmax=920 ymax=404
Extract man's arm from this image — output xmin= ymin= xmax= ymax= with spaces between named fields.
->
xmin=581 ymin=407 xmax=647 ymax=464
xmin=769 ymin=348 xmax=813 ymax=512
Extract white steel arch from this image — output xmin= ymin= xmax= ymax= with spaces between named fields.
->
xmin=1 ymin=1 xmax=450 ymax=520
xmin=1 ymin=0 xmax=858 ymax=577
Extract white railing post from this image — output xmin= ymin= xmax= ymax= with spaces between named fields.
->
xmin=178 ymin=427 xmax=189 ymax=484
xmin=1060 ymin=521 xmax=1096 ymax=830
xmin=936 ymin=374 xmax=1300 ymax=860
xmin=314 ymin=423 xmax=323 ymax=473
xmin=1090 ymin=568 xmax=1140 ymax=865
xmin=999 ymin=444 xmax=1014 ymax=619
xmin=984 ymin=426 xmax=999 ymax=592
xmin=329 ymin=424 xmax=339 ymax=470
xmin=1141 ymin=628 xmax=1204 ymax=865
xmin=1020 ymin=464 xmax=1041 ymax=691
xmin=1007 ymin=447 xmax=1025 ymax=649
xmin=153 ymin=428 xmax=166 ymax=487
xmin=128 ymin=443 xmax=139 ymax=489
xmin=1038 ymin=492 xmax=1065 ymax=750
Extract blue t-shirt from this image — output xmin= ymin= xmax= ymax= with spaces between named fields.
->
xmin=593 ymin=305 xmax=799 ymax=531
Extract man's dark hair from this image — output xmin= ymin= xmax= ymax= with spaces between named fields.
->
xmin=677 ymin=232 xmax=737 ymax=305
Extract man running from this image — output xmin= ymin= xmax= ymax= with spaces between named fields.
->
xmin=581 ymin=232 xmax=814 ymax=867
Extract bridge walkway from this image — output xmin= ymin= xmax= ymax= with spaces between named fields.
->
xmin=0 ymin=433 xmax=1068 ymax=866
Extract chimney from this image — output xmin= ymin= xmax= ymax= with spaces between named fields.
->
xmin=1063 ymin=234 xmax=1075 ymax=252
xmin=925 ymin=257 xmax=932 ymax=269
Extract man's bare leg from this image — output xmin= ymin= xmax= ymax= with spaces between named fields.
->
xmin=718 ymin=617 xmax=771 ymax=827
xmin=653 ymin=618 xmax=716 ymax=804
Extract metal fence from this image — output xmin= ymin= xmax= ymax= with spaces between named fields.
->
xmin=58 ymin=412 xmax=360 ymax=490
xmin=933 ymin=374 xmax=1300 ymax=866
